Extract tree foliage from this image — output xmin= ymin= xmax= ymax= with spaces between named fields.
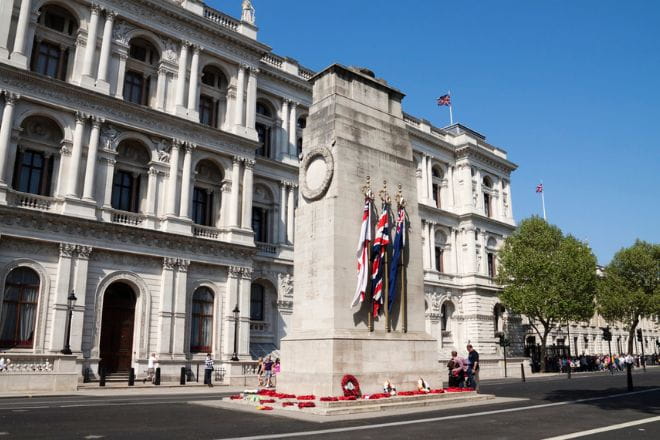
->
xmin=597 ymin=240 xmax=660 ymax=353
xmin=496 ymin=217 xmax=597 ymax=368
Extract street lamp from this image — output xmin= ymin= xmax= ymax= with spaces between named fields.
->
xmin=231 ymin=305 xmax=240 ymax=361
xmin=61 ymin=290 xmax=77 ymax=355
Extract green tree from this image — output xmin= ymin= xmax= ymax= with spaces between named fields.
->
xmin=597 ymin=240 xmax=660 ymax=355
xmin=496 ymin=217 xmax=597 ymax=371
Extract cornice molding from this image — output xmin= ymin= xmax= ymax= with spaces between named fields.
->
xmin=0 ymin=205 xmax=255 ymax=267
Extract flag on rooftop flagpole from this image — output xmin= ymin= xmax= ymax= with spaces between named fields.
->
xmin=388 ymin=206 xmax=406 ymax=313
xmin=371 ymin=204 xmax=391 ymax=317
xmin=351 ymin=198 xmax=372 ymax=308
xmin=437 ymin=94 xmax=451 ymax=106
xmin=536 ymin=183 xmax=543 ymax=193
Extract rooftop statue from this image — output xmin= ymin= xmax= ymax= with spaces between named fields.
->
xmin=241 ymin=0 xmax=255 ymax=25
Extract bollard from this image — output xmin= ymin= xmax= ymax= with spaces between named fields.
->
xmin=99 ymin=366 xmax=106 ymax=387
xmin=128 ymin=368 xmax=135 ymax=386
xmin=196 ymin=364 xmax=200 ymax=383
xmin=626 ymin=363 xmax=633 ymax=391
xmin=567 ymin=366 xmax=572 ymax=379
xmin=154 ymin=367 xmax=161 ymax=385
xmin=520 ymin=363 xmax=526 ymax=382
xmin=180 ymin=367 xmax=186 ymax=385
xmin=83 ymin=367 xmax=90 ymax=383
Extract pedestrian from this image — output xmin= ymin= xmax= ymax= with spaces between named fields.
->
xmin=144 ymin=353 xmax=156 ymax=384
xmin=204 ymin=353 xmax=214 ymax=387
xmin=447 ymin=351 xmax=465 ymax=387
xmin=263 ymin=356 xmax=274 ymax=388
xmin=256 ymin=357 xmax=264 ymax=387
xmin=272 ymin=357 xmax=281 ymax=386
xmin=465 ymin=344 xmax=479 ymax=391
xmin=0 ymin=357 xmax=5 ymax=372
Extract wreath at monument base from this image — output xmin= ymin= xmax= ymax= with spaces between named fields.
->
xmin=341 ymin=374 xmax=362 ymax=398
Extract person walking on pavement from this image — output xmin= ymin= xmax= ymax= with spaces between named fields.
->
xmin=466 ymin=344 xmax=480 ymax=391
xmin=263 ymin=356 xmax=274 ymax=388
xmin=144 ymin=353 xmax=157 ymax=384
xmin=204 ymin=353 xmax=214 ymax=387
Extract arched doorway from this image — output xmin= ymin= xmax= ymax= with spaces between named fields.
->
xmin=100 ymin=282 xmax=136 ymax=373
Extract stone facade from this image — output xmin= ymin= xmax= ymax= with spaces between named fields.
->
xmin=0 ymin=0 xmax=657 ymax=384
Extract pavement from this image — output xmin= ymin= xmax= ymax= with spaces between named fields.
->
xmin=0 ymin=368 xmax=657 ymax=439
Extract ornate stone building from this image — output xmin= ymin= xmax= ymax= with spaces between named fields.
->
xmin=0 ymin=0 xmax=656 ymax=386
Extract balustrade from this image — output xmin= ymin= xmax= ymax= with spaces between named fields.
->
xmin=203 ymin=7 xmax=240 ymax=31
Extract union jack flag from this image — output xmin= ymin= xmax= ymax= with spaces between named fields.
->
xmin=351 ymin=198 xmax=372 ymax=308
xmin=388 ymin=206 xmax=406 ymax=312
xmin=536 ymin=183 xmax=543 ymax=193
xmin=371 ymin=204 xmax=391 ymax=317
xmin=437 ymin=94 xmax=451 ymax=106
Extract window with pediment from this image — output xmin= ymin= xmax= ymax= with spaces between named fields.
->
xmin=255 ymin=100 xmax=275 ymax=159
xmin=111 ymin=140 xmax=150 ymax=213
xmin=192 ymin=159 xmax=224 ymax=227
xmin=199 ymin=66 xmax=228 ymax=128
xmin=30 ymin=5 xmax=78 ymax=80
xmin=12 ymin=116 xmax=62 ymax=196
xmin=124 ymin=38 xmax=159 ymax=106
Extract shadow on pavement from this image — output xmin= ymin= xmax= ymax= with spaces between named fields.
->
xmin=541 ymin=386 xmax=660 ymax=416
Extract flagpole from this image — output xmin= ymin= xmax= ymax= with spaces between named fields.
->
xmin=541 ymin=180 xmax=547 ymax=221
xmin=448 ymin=90 xmax=453 ymax=125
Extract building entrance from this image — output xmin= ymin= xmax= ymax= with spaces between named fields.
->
xmin=99 ymin=282 xmax=136 ymax=373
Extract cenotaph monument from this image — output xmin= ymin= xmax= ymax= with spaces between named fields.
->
xmin=276 ymin=64 xmax=439 ymax=396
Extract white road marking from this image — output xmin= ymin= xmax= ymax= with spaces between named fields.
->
xmin=83 ymin=435 xmax=104 ymax=439
xmin=542 ymin=415 xmax=660 ymax=439
xmin=214 ymin=388 xmax=660 ymax=440
xmin=0 ymin=432 xmax=9 ymax=436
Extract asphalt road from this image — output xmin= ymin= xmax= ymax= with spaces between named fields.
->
xmin=0 ymin=369 xmax=658 ymax=439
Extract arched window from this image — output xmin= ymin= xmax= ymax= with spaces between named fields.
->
xmin=434 ymin=230 xmax=447 ymax=273
xmin=487 ymin=237 xmax=497 ymax=278
xmin=31 ymin=5 xmax=78 ymax=80
xmin=12 ymin=116 xmax=63 ymax=196
xmin=441 ymin=301 xmax=454 ymax=332
xmin=296 ymin=116 xmax=307 ymax=157
xmin=190 ymin=287 xmax=214 ymax=353
xmin=494 ymin=304 xmax=505 ymax=336
xmin=124 ymin=38 xmax=159 ymax=106
xmin=255 ymin=100 xmax=275 ymax=158
xmin=199 ymin=66 xmax=228 ymax=128
xmin=252 ymin=184 xmax=274 ymax=243
xmin=1 ymin=267 xmax=40 ymax=348
xmin=192 ymin=160 xmax=224 ymax=227
xmin=111 ymin=140 xmax=150 ymax=213
xmin=250 ymin=284 xmax=264 ymax=321
xmin=431 ymin=166 xmax=443 ymax=209
xmin=482 ymin=176 xmax=493 ymax=218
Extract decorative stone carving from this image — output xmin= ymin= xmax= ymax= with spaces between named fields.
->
xmin=300 ymin=146 xmax=334 ymax=201
xmin=59 ymin=243 xmax=76 ymax=257
xmin=177 ymin=258 xmax=190 ymax=272
xmin=162 ymin=38 xmax=178 ymax=63
xmin=76 ymin=245 xmax=93 ymax=260
xmin=278 ymin=273 xmax=293 ymax=298
xmin=241 ymin=0 xmax=255 ymax=24
xmin=155 ymin=139 xmax=171 ymax=162
xmin=163 ymin=257 xmax=178 ymax=270
xmin=112 ymin=20 xmax=133 ymax=44
xmin=101 ymin=125 xmax=119 ymax=151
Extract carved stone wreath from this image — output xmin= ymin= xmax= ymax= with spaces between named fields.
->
xmin=300 ymin=146 xmax=334 ymax=201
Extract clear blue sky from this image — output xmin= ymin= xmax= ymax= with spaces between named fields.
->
xmin=212 ymin=0 xmax=660 ymax=264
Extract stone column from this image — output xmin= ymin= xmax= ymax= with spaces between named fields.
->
xmin=114 ymin=53 xmax=128 ymax=99
xmin=279 ymin=181 xmax=287 ymax=243
xmin=426 ymin=156 xmax=433 ymax=203
xmin=429 ymin=222 xmax=436 ymax=271
xmin=220 ymin=182 xmax=231 ymax=227
xmin=279 ymin=99 xmax=289 ymax=159
xmin=288 ymin=101 xmax=297 ymax=156
xmin=229 ymin=156 xmax=241 ymax=227
xmin=474 ymin=168 xmax=482 ymax=211
xmin=241 ymin=159 xmax=254 ymax=229
xmin=49 ymin=243 xmax=75 ymax=351
xmin=453 ymin=228 xmax=461 ymax=275
xmin=238 ymin=269 xmax=253 ymax=358
xmin=145 ymin=167 xmax=158 ymax=216
xmin=155 ymin=65 xmax=167 ymax=111
xmin=186 ymin=45 xmax=200 ymax=114
xmin=447 ymin=165 xmax=455 ymax=209
xmin=11 ymin=0 xmax=33 ymax=66
xmin=506 ymin=180 xmax=513 ymax=220
xmin=81 ymin=4 xmax=101 ymax=79
xmin=101 ymin=158 xmax=116 ymax=207
xmin=178 ymin=142 xmax=194 ymax=219
xmin=71 ymin=245 xmax=92 ymax=353
xmin=174 ymin=41 xmax=189 ymax=110
xmin=0 ymin=0 xmax=14 ymax=59
xmin=158 ymin=258 xmax=177 ymax=355
xmin=66 ymin=112 xmax=87 ymax=197
xmin=245 ymin=67 xmax=258 ymax=130
xmin=223 ymin=267 xmax=241 ymax=360
xmin=172 ymin=259 xmax=189 ymax=356
xmin=0 ymin=93 xmax=18 ymax=184
xmin=96 ymin=10 xmax=116 ymax=85
xmin=234 ymin=64 xmax=246 ymax=127
xmin=287 ymin=184 xmax=295 ymax=243
xmin=421 ymin=221 xmax=429 ymax=269
xmin=421 ymin=155 xmax=429 ymax=200
xmin=164 ymin=140 xmax=181 ymax=216
xmin=82 ymin=117 xmax=103 ymax=201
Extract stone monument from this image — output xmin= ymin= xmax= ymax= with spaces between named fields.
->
xmin=276 ymin=64 xmax=439 ymax=396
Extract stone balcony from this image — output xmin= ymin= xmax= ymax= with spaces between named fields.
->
xmin=0 ymin=353 xmax=78 ymax=392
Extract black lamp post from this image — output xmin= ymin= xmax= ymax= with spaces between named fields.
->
xmin=61 ymin=290 xmax=77 ymax=355
xmin=231 ymin=305 xmax=240 ymax=361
